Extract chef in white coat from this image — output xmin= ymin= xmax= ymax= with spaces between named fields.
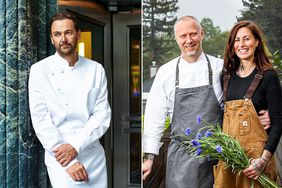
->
xmin=28 ymin=12 xmax=111 ymax=187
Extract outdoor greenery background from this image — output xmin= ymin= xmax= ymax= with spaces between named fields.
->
xmin=143 ymin=0 xmax=282 ymax=82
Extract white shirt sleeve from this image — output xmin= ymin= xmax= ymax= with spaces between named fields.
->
xmin=28 ymin=66 xmax=67 ymax=153
xmin=67 ymin=67 xmax=111 ymax=153
xmin=143 ymin=67 xmax=170 ymax=155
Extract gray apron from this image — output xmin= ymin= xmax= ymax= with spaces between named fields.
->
xmin=166 ymin=55 xmax=222 ymax=188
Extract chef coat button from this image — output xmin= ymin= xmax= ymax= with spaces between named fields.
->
xmin=61 ymin=70 xmax=64 ymax=74
xmin=65 ymin=103 xmax=68 ymax=106
xmin=51 ymin=72 xmax=55 ymax=76
xmin=58 ymin=88 xmax=61 ymax=91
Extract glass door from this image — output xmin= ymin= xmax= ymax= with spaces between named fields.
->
xmin=129 ymin=27 xmax=141 ymax=184
xmin=112 ymin=13 xmax=141 ymax=188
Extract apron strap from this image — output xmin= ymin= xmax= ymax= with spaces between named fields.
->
xmin=244 ymin=71 xmax=264 ymax=99
xmin=175 ymin=54 xmax=213 ymax=87
xmin=204 ymin=54 xmax=213 ymax=85
xmin=222 ymin=74 xmax=230 ymax=102
xmin=175 ymin=57 xmax=181 ymax=88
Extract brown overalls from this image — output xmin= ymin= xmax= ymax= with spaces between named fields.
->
xmin=213 ymin=72 xmax=278 ymax=188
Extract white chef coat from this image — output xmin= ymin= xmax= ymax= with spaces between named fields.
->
xmin=143 ymin=52 xmax=223 ymax=155
xmin=29 ymin=52 xmax=111 ymax=187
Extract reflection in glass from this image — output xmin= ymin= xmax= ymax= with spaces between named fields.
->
xmin=129 ymin=27 xmax=141 ymax=184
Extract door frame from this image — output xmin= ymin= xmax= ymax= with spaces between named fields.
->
xmin=112 ymin=13 xmax=141 ymax=188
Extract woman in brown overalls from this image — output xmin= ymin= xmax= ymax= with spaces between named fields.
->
xmin=214 ymin=21 xmax=282 ymax=187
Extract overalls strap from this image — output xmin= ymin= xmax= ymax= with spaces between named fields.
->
xmin=222 ymin=71 xmax=264 ymax=101
xmin=222 ymin=74 xmax=230 ymax=102
xmin=244 ymin=71 xmax=264 ymax=99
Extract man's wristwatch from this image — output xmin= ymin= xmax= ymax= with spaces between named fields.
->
xmin=144 ymin=153 xmax=155 ymax=160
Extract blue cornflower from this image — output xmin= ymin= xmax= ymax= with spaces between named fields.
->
xmin=196 ymin=115 xmax=201 ymax=124
xmin=191 ymin=139 xmax=200 ymax=147
xmin=185 ymin=128 xmax=191 ymax=136
xmin=205 ymin=130 xmax=213 ymax=137
xmin=196 ymin=147 xmax=202 ymax=156
xmin=216 ymin=145 xmax=223 ymax=153
xmin=196 ymin=133 xmax=202 ymax=140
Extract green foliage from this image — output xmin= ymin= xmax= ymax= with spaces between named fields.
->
xmin=164 ymin=116 xmax=170 ymax=129
xmin=239 ymin=0 xmax=282 ymax=83
xmin=239 ymin=0 xmax=282 ymax=56
xmin=143 ymin=0 xmax=179 ymax=81
xmin=201 ymin=18 xmax=228 ymax=58
xmin=270 ymin=51 xmax=282 ymax=84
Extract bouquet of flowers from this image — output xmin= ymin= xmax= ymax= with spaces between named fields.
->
xmin=175 ymin=116 xmax=281 ymax=188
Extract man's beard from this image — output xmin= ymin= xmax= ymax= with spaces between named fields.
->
xmin=183 ymin=44 xmax=198 ymax=57
xmin=186 ymin=50 xmax=197 ymax=56
xmin=56 ymin=42 xmax=76 ymax=56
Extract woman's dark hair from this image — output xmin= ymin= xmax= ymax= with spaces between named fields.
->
xmin=223 ymin=20 xmax=273 ymax=74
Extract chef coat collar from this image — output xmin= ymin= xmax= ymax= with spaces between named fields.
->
xmin=54 ymin=52 xmax=82 ymax=68
xmin=180 ymin=52 xmax=205 ymax=64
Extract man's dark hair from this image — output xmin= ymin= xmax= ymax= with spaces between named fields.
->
xmin=50 ymin=12 xmax=79 ymax=32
